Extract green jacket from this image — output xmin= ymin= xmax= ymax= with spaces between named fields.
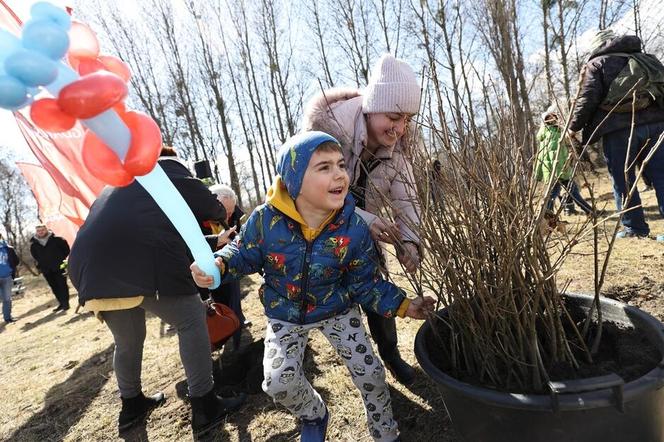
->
xmin=535 ymin=123 xmax=572 ymax=181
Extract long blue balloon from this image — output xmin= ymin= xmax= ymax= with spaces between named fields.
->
xmin=0 ymin=2 xmax=222 ymax=288
xmin=137 ymin=168 xmax=222 ymax=288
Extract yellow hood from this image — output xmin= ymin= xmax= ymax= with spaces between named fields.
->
xmin=266 ymin=176 xmax=336 ymax=242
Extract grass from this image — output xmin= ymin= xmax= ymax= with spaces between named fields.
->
xmin=0 ymin=169 xmax=662 ymax=442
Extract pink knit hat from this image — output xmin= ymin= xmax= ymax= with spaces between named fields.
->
xmin=362 ymin=54 xmax=421 ymax=114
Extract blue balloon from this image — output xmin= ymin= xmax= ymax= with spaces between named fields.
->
xmin=5 ymin=49 xmax=58 ymax=87
xmin=136 ymin=166 xmax=222 ymax=289
xmin=0 ymin=30 xmax=21 ymax=59
xmin=8 ymin=95 xmax=33 ymax=111
xmin=0 ymin=75 xmax=28 ymax=109
xmin=47 ymin=62 xmax=77 ymax=95
xmin=23 ymin=18 xmax=70 ymax=60
xmin=82 ymin=109 xmax=131 ymax=160
xmin=30 ymin=2 xmax=71 ymax=30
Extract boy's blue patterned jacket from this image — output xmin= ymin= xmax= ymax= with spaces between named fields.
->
xmin=217 ymin=192 xmax=406 ymax=324
xmin=216 ymin=131 xmax=406 ymax=324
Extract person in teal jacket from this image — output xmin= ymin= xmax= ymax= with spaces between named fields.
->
xmin=536 ymin=106 xmax=593 ymax=215
xmin=191 ymin=131 xmax=434 ymax=442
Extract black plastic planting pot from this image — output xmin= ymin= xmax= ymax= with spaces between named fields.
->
xmin=414 ymin=293 xmax=664 ymax=442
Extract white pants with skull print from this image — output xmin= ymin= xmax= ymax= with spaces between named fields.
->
xmin=262 ymin=305 xmax=400 ymax=441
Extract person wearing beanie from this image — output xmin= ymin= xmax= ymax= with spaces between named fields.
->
xmin=569 ymin=30 xmax=664 ymax=241
xmin=302 ymin=54 xmax=423 ymax=385
xmin=191 ymin=131 xmax=434 ymax=442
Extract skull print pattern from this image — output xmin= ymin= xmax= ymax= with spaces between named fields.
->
xmin=261 ymin=306 xmax=399 ymax=441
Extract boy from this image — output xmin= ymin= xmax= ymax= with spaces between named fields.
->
xmin=191 ymin=131 xmax=434 ymax=441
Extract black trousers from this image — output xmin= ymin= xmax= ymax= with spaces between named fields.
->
xmin=43 ymin=270 xmax=70 ymax=308
xmin=364 ymin=308 xmax=399 ymax=362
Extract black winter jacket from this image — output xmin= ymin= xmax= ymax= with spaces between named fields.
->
xmin=30 ymin=234 xmax=70 ymax=273
xmin=69 ymin=158 xmax=226 ymax=303
xmin=569 ymin=35 xmax=664 ymax=144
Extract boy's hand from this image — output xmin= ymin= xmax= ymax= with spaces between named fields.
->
xmin=405 ymin=296 xmax=435 ymax=319
xmin=190 ymin=257 xmax=224 ymax=288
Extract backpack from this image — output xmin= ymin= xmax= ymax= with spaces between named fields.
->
xmin=599 ymin=52 xmax=664 ymax=112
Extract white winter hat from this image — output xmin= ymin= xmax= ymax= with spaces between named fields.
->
xmin=589 ymin=29 xmax=616 ymax=53
xmin=362 ymin=54 xmax=421 ymax=114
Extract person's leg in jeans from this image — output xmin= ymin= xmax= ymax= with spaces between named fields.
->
xmin=546 ymin=181 xmax=562 ymax=212
xmin=0 ymin=276 xmax=13 ymax=322
xmin=140 ymin=294 xmax=214 ymax=397
xmin=602 ymin=128 xmax=649 ymax=235
xmin=560 ymin=179 xmax=593 ymax=214
xmin=641 ymin=122 xmax=664 ymax=218
xmin=103 ymin=307 xmax=147 ymax=398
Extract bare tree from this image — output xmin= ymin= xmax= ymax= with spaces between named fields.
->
xmin=307 ymin=0 xmax=335 ymax=88
xmin=473 ymin=0 xmax=533 ymax=153
xmin=188 ymin=2 xmax=244 ymax=205
xmin=256 ymin=0 xmax=296 ymax=142
xmin=230 ymin=0 xmax=277 ymax=173
xmin=0 ymin=158 xmax=38 ymax=273
xmin=93 ymin=2 xmax=180 ymax=146
xmin=331 ymin=0 xmax=374 ymax=85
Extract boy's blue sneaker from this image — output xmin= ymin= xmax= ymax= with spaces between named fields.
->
xmin=301 ymin=408 xmax=329 ymax=442
xmin=657 ymin=234 xmax=664 ymax=242
xmin=616 ymin=230 xmax=648 ymax=239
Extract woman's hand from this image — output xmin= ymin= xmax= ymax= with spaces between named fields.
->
xmin=216 ymin=226 xmax=237 ymax=248
xmin=190 ymin=257 xmax=224 ymax=288
xmin=369 ymin=216 xmax=400 ymax=244
xmin=405 ymin=296 xmax=436 ymax=319
xmin=397 ymin=242 xmax=420 ymax=273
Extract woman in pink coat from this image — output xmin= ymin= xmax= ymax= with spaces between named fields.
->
xmin=302 ymin=54 xmax=422 ymax=385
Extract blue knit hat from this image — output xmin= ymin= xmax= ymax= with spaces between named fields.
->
xmin=276 ymin=131 xmax=340 ymax=199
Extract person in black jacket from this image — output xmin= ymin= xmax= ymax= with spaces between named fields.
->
xmin=68 ymin=147 xmax=244 ymax=437
xmin=30 ymin=225 xmax=70 ymax=311
xmin=569 ymin=30 xmax=664 ymax=241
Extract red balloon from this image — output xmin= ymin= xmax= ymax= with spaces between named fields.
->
xmin=77 ymin=57 xmax=105 ymax=76
xmin=68 ymin=21 xmax=100 ymax=59
xmin=123 ymin=111 xmax=162 ymax=176
xmin=57 ymin=71 xmax=128 ymax=119
xmin=113 ymin=101 xmax=127 ymax=116
xmin=82 ymin=129 xmax=134 ymax=187
xmin=67 ymin=53 xmax=81 ymax=70
xmin=30 ymin=98 xmax=76 ymax=132
xmin=98 ymin=55 xmax=131 ymax=83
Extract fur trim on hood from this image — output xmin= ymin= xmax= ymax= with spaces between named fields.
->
xmin=302 ymin=87 xmax=362 ymax=149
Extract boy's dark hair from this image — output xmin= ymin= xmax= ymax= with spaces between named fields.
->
xmin=315 ymin=141 xmax=343 ymax=155
xmin=160 ymin=146 xmax=178 ymax=157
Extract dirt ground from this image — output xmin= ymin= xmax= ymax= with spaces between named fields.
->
xmin=0 ymin=169 xmax=662 ymax=442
